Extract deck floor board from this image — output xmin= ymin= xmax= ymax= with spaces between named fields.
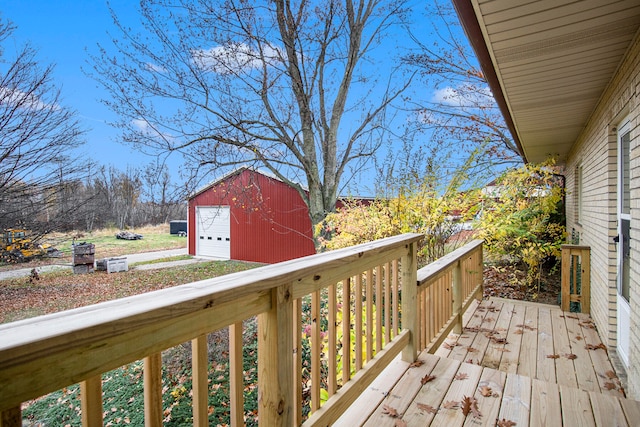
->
xmin=345 ymin=298 xmax=639 ymax=426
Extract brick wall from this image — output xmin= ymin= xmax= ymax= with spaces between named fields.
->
xmin=565 ymin=30 xmax=640 ymax=398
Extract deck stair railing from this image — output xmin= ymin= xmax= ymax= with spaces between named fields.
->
xmin=0 ymin=235 xmax=484 ymax=427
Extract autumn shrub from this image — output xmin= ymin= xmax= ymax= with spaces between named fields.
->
xmin=318 ymin=192 xmax=479 ymax=267
xmin=476 ymin=159 xmax=566 ymax=292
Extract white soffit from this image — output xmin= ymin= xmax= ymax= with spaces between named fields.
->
xmin=472 ymin=0 xmax=640 ymax=163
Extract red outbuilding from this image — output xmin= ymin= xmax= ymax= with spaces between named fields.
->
xmin=187 ymin=167 xmax=316 ymax=264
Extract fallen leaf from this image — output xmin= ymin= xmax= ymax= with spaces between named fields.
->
xmin=495 ymin=348 xmax=511 ymax=352
xmin=479 ymin=385 xmax=494 ymax=397
xmin=604 ymin=382 xmax=617 ymax=390
xmin=491 ymin=337 xmax=508 ymax=344
xmin=409 ymin=360 xmax=424 ymax=368
xmin=565 ymin=353 xmax=577 ymax=360
xmin=466 ymin=347 xmax=478 ymax=353
xmin=443 ymin=342 xmax=455 ymax=350
xmin=421 ymin=374 xmax=436 ymax=385
xmin=461 ymin=395 xmax=482 ymax=418
xmin=497 ymin=418 xmax=517 ymax=427
xmin=586 ymin=343 xmax=607 ymax=352
xmin=416 ymin=402 xmax=438 ymax=414
xmin=605 ymin=370 xmax=618 ymax=379
xmin=454 ymin=372 xmax=469 ymax=380
xmin=575 ymin=335 xmax=583 ymax=341
xmin=546 ymin=354 xmax=560 ymax=359
xmin=442 ymin=400 xmax=459 ymax=409
xmin=393 ymin=420 xmax=407 ymax=427
xmin=382 ymin=405 xmax=400 ymax=418
xmin=514 ymin=329 xmax=524 ymax=335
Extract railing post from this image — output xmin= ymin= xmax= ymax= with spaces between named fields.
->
xmin=401 ymin=241 xmax=418 ymax=362
xmin=81 ymin=376 xmax=103 ymax=426
xmin=192 ymin=335 xmax=209 ymax=427
xmin=0 ymin=407 xmax=21 ymax=427
xmin=561 ymin=245 xmax=591 ymax=313
xmin=258 ymin=283 xmax=293 ymax=426
xmin=452 ymin=260 xmax=463 ymax=334
xmin=230 ymin=322 xmax=245 ymax=427
xmin=144 ymin=353 xmax=163 ymax=427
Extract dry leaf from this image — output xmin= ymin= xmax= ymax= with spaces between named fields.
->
xmin=483 ymin=317 xmax=495 ymax=323
xmin=442 ymin=400 xmax=460 ymax=409
xmin=605 ymin=370 xmax=618 ymax=379
xmin=586 ymin=343 xmax=607 ymax=352
xmin=393 ymin=420 xmax=407 ymax=427
xmin=466 ymin=347 xmax=478 ymax=353
xmin=491 ymin=337 xmax=508 ymax=344
xmin=514 ymin=329 xmax=524 ymax=335
xmin=409 ymin=360 xmax=424 ymax=368
xmin=455 ymin=372 xmax=469 ymax=380
xmin=421 ymin=374 xmax=436 ymax=385
xmin=479 ymin=385 xmax=494 ymax=397
xmin=546 ymin=354 xmax=560 ymax=359
xmin=495 ymin=348 xmax=511 ymax=352
xmin=497 ymin=418 xmax=517 ymax=427
xmin=565 ymin=353 xmax=577 ymax=360
xmin=443 ymin=342 xmax=455 ymax=350
xmin=416 ymin=402 xmax=438 ymax=414
xmin=382 ymin=405 xmax=400 ymax=418
xmin=461 ymin=395 xmax=482 ymax=418
xmin=575 ymin=335 xmax=583 ymax=341
xmin=604 ymin=382 xmax=618 ymax=390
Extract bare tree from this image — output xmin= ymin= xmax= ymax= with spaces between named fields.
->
xmin=402 ymin=1 xmax=522 ymax=169
xmin=0 ymin=17 xmax=86 ymax=234
xmin=91 ymin=0 xmax=413 ymax=232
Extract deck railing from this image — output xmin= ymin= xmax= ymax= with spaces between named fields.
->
xmin=561 ymin=244 xmax=591 ymax=314
xmin=0 ymin=235 xmax=484 ymax=427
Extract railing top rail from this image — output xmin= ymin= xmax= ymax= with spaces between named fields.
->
xmin=0 ymin=233 xmax=422 ymax=358
xmin=417 ymin=239 xmax=483 ymax=286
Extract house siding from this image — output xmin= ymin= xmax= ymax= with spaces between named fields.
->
xmin=565 ymin=29 xmax=640 ymax=398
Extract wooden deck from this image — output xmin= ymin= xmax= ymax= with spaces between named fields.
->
xmin=338 ymin=298 xmax=640 ymax=426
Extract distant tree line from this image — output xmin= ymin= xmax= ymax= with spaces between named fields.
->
xmin=4 ymin=161 xmax=186 ymax=235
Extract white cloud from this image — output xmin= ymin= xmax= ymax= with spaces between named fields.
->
xmin=192 ymin=42 xmax=281 ymax=74
xmin=132 ymin=118 xmax=174 ymax=142
xmin=145 ymin=62 xmax=167 ymax=73
xmin=0 ymin=86 xmax=56 ymax=111
xmin=431 ymin=85 xmax=493 ymax=107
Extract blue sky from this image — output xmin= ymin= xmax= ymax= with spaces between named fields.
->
xmin=1 ymin=1 xmax=182 ymax=177
xmin=1 ymin=1 xmax=491 ymax=196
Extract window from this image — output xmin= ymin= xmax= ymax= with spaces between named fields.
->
xmin=576 ymin=164 xmax=583 ymax=224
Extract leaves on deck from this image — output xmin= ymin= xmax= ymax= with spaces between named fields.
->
xmin=479 ymin=385 xmax=498 ymax=397
xmin=416 ymin=402 xmax=438 ymax=414
xmin=585 ymin=343 xmax=607 ymax=352
xmin=466 ymin=346 xmax=478 ymax=353
xmin=454 ymin=372 xmax=469 ymax=380
xmin=442 ymin=400 xmax=460 ymax=409
xmin=382 ymin=404 xmax=400 ymax=418
xmin=604 ymin=382 xmax=618 ymax=390
xmin=565 ymin=353 xmax=577 ymax=360
xmin=461 ymin=395 xmax=482 ymax=418
xmin=393 ymin=420 xmax=407 ymax=427
xmin=409 ymin=359 xmax=424 ymax=368
xmin=420 ymin=374 xmax=436 ymax=385
xmin=605 ymin=370 xmax=618 ymax=379
xmin=497 ymin=419 xmax=517 ymax=427
xmin=546 ymin=354 xmax=560 ymax=359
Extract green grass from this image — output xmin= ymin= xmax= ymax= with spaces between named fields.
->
xmin=38 ymin=224 xmax=182 ymax=257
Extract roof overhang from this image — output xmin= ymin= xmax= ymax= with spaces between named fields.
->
xmin=453 ymin=0 xmax=640 ymax=163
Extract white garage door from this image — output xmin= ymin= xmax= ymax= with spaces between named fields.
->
xmin=196 ymin=206 xmax=231 ymax=259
